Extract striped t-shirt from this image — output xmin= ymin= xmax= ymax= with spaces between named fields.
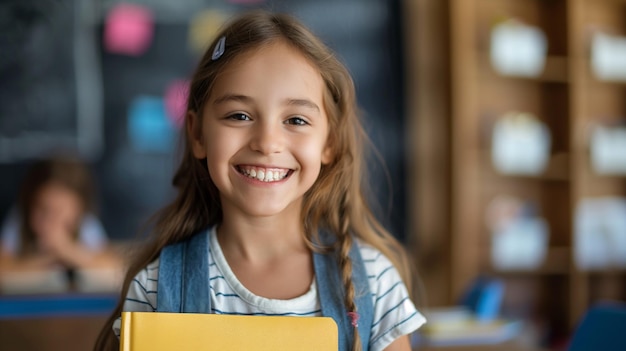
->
xmin=113 ymin=227 xmax=425 ymax=351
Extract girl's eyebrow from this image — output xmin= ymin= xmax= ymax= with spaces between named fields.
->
xmin=286 ymin=98 xmax=320 ymax=113
xmin=212 ymin=94 xmax=251 ymax=105
xmin=213 ymin=94 xmax=320 ymax=113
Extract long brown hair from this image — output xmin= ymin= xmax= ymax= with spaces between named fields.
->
xmin=17 ymin=155 xmax=96 ymax=256
xmin=95 ymin=10 xmax=413 ymax=351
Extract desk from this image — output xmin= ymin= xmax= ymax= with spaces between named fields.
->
xmin=0 ymin=293 xmax=118 ymax=351
xmin=414 ymin=342 xmax=549 ymax=351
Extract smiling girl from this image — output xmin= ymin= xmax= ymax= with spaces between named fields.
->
xmin=96 ymin=11 xmax=425 ymax=351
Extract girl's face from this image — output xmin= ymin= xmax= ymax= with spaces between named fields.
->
xmin=30 ymin=182 xmax=82 ymax=241
xmin=190 ymin=41 xmax=333 ymax=219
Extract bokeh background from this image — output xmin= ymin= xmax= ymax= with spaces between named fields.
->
xmin=2 ymin=0 xmax=626 ymax=350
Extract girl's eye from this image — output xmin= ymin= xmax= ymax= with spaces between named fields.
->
xmin=285 ymin=117 xmax=308 ymax=126
xmin=227 ymin=113 xmax=251 ymax=121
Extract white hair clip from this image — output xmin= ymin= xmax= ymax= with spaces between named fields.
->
xmin=212 ymin=36 xmax=226 ymax=61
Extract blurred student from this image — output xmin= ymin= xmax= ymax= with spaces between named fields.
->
xmin=0 ymin=155 xmax=122 ymax=290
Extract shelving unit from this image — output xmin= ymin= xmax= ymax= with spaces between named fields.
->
xmin=569 ymin=0 xmax=626 ymax=334
xmin=440 ymin=0 xmax=626 ymax=345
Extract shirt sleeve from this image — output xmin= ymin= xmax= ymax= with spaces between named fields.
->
xmin=78 ymin=214 xmax=108 ymax=251
xmin=360 ymin=244 xmax=427 ymax=351
xmin=0 ymin=208 xmax=20 ymax=254
xmin=112 ymin=259 xmax=160 ymax=337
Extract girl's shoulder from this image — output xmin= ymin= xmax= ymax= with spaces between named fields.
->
xmin=130 ymin=258 xmax=161 ymax=290
xmin=355 ymin=240 xmax=403 ymax=289
xmin=355 ymin=240 xmax=394 ymax=269
xmin=357 ymin=240 xmax=427 ymax=349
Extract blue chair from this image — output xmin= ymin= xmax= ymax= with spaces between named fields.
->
xmin=459 ymin=276 xmax=505 ymax=322
xmin=568 ymin=302 xmax=626 ymax=351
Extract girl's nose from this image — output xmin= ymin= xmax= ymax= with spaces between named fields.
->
xmin=249 ymin=122 xmax=284 ymax=155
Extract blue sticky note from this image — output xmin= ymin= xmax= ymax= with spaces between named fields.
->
xmin=127 ymin=96 xmax=176 ymax=153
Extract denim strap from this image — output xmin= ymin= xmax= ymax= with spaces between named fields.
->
xmin=314 ymin=231 xmax=373 ymax=351
xmin=157 ymin=230 xmax=210 ymax=313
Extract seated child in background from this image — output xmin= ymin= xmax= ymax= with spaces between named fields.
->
xmin=0 ymin=155 xmax=123 ymax=293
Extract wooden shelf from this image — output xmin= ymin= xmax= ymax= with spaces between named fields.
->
xmin=582 ymin=268 xmax=626 ymax=275
xmin=483 ymin=151 xmax=571 ymax=182
xmin=479 ymin=54 xmax=570 ymax=83
xmin=480 ymin=247 xmax=571 ymax=275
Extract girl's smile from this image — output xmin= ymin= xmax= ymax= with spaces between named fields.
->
xmin=235 ymin=165 xmax=292 ymax=183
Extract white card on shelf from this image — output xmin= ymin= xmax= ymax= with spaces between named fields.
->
xmin=590 ymin=125 xmax=626 ymax=175
xmin=491 ymin=112 xmax=551 ymax=176
xmin=490 ymin=19 xmax=547 ymax=78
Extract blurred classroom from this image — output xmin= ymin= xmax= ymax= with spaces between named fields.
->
xmin=1 ymin=0 xmax=626 ymax=350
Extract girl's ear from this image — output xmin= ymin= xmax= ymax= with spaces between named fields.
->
xmin=187 ymin=111 xmax=207 ymax=159
xmin=321 ymin=141 xmax=334 ymax=165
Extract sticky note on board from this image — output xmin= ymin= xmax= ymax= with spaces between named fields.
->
xmin=128 ymin=96 xmax=176 ymax=153
xmin=189 ymin=10 xmax=229 ymax=55
xmin=104 ymin=3 xmax=154 ymax=56
xmin=164 ymin=79 xmax=189 ymax=128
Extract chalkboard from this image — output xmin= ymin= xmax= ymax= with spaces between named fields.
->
xmin=0 ymin=0 xmax=103 ymax=163
xmin=1 ymin=0 xmax=408 ymax=242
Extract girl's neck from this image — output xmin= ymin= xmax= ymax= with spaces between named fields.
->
xmin=217 ymin=210 xmax=308 ymax=263
xmin=216 ymin=209 xmax=314 ymax=300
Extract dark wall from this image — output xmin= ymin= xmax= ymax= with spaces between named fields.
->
xmin=0 ymin=0 xmax=407 ymax=242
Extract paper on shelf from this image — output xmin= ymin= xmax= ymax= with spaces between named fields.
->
xmin=490 ymin=19 xmax=547 ymax=78
xmin=590 ymin=125 xmax=626 ymax=175
xmin=575 ymin=197 xmax=626 ymax=270
xmin=491 ymin=112 xmax=551 ymax=176
xmin=419 ymin=316 xmax=522 ymax=346
xmin=591 ymin=32 xmax=626 ymax=82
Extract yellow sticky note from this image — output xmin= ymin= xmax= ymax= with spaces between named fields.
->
xmin=188 ymin=10 xmax=229 ymax=55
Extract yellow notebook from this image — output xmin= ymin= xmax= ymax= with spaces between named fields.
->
xmin=120 ymin=312 xmax=338 ymax=351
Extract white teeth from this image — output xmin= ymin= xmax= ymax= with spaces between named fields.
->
xmin=239 ymin=167 xmax=288 ymax=182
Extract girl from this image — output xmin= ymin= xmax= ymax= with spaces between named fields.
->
xmin=96 ymin=10 xmax=425 ymax=351
xmin=0 ymin=155 xmax=121 ymax=281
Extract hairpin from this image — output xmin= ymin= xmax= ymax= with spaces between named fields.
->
xmin=347 ymin=311 xmax=360 ymax=328
xmin=212 ymin=36 xmax=226 ymax=61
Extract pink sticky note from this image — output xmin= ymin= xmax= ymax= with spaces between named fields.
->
xmin=164 ymin=79 xmax=190 ymax=128
xmin=104 ymin=3 xmax=154 ymax=56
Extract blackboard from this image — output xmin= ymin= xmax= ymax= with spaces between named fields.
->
xmin=0 ymin=0 xmax=103 ymax=162
xmin=0 ymin=0 xmax=408 ymax=242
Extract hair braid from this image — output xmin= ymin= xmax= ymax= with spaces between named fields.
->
xmin=338 ymin=194 xmax=362 ymax=351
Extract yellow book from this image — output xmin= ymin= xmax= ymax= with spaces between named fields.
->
xmin=120 ymin=312 xmax=338 ymax=351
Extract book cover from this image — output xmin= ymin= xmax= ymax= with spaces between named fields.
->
xmin=120 ymin=312 xmax=338 ymax=351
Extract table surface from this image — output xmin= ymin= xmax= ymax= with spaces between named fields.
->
xmin=415 ymin=341 xmax=553 ymax=351
xmin=0 ymin=292 xmax=118 ymax=319
xmin=0 ymin=292 xmax=118 ymax=351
